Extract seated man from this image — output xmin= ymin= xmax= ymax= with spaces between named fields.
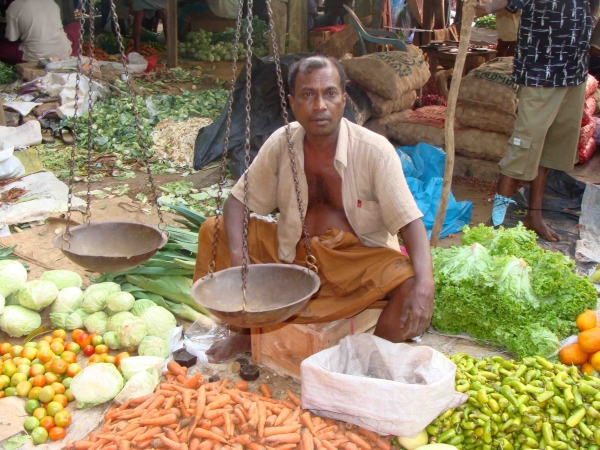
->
xmin=194 ymin=56 xmax=434 ymax=362
xmin=0 ymin=0 xmax=80 ymax=64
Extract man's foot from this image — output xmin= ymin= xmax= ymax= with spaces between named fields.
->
xmin=523 ymin=215 xmax=560 ymax=242
xmin=205 ymin=332 xmax=251 ymax=363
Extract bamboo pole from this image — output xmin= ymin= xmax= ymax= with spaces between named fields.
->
xmin=430 ymin=0 xmax=476 ymax=247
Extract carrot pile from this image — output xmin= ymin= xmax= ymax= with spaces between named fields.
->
xmin=126 ymin=42 xmax=163 ymax=58
xmin=81 ymin=41 xmax=110 ymax=60
xmin=66 ymin=361 xmax=392 ymax=450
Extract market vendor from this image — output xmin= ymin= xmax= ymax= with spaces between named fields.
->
xmin=475 ymin=0 xmax=598 ymax=242
xmin=495 ymin=9 xmax=519 ymax=57
xmin=132 ymin=0 xmax=168 ymax=53
xmin=193 ymin=55 xmax=434 ymax=363
xmin=0 ymin=0 xmax=81 ymax=65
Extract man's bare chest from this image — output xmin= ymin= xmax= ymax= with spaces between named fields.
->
xmin=304 ymin=162 xmax=344 ymax=210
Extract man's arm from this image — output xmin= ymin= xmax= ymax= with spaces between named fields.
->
xmin=5 ymin=5 xmax=21 ymax=42
xmin=398 ymin=219 xmax=435 ymax=337
xmin=223 ymin=195 xmax=248 ymax=267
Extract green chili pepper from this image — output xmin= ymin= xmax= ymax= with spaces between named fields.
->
xmin=501 ymin=385 xmax=519 ymax=408
xmin=543 ymin=423 xmax=560 ymax=447
xmin=538 ymin=391 xmax=555 ymax=403
xmin=566 ymin=407 xmax=587 ymax=428
xmin=554 ymin=372 xmax=570 ymax=389
xmin=457 ymin=380 xmax=471 ymax=392
xmin=550 ymin=415 xmax=566 ymax=423
xmin=478 ymin=388 xmax=489 ymax=405
xmin=573 ymin=385 xmax=583 ymax=407
xmin=468 ymin=397 xmax=481 ymax=408
xmin=564 ymin=386 xmax=575 ymax=406
xmin=482 ymin=420 xmax=492 ymax=445
xmin=501 ymin=419 xmax=514 ymax=432
xmin=425 ymin=425 xmax=438 ymax=435
xmin=579 ymin=382 xmax=599 ymax=396
xmin=553 ymin=397 xmax=571 ymax=417
xmin=461 ymin=420 xmax=476 ymax=430
xmin=525 ymin=369 xmax=538 ymax=384
xmin=515 ymin=364 xmax=528 ymax=378
xmin=438 ymin=429 xmax=456 ymax=443
xmin=518 ymin=394 xmax=530 ymax=405
xmin=488 ymin=398 xmax=500 ymax=413
xmin=536 ymin=356 xmax=554 ymax=370
xmin=501 ymin=439 xmax=515 ymax=450
xmin=525 ymin=385 xmax=546 ymax=395
xmin=579 ymin=421 xmax=594 ymax=439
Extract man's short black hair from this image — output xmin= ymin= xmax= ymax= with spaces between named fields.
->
xmin=288 ymin=55 xmax=347 ymax=96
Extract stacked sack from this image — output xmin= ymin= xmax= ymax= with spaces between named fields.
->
xmin=342 ymin=46 xmax=430 ymax=133
xmin=579 ymin=75 xmax=599 ymax=164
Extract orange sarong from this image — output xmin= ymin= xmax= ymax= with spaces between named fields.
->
xmin=193 ymin=216 xmax=415 ymax=323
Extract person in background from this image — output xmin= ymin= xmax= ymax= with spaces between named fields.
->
xmin=495 ymin=9 xmax=519 ymax=57
xmin=0 ymin=0 xmax=80 ymax=64
xmin=475 ymin=0 xmax=597 ymax=241
xmin=308 ymin=0 xmax=348 ymax=31
xmin=132 ymin=0 xmax=167 ymax=53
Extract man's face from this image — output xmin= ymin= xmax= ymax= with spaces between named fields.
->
xmin=289 ymin=63 xmax=347 ymax=138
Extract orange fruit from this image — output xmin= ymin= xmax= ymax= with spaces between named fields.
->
xmin=579 ymin=328 xmax=600 ymax=354
xmin=590 ymin=351 xmax=600 ymax=372
xmin=49 ymin=360 xmax=68 ymax=375
xmin=582 ymin=362 xmax=596 ymax=376
xmin=577 ymin=310 xmax=598 ymax=332
xmin=559 ymin=343 xmax=589 ymax=366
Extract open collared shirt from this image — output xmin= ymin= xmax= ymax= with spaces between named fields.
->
xmin=505 ymin=0 xmax=593 ymax=87
xmin=230 ymin=118 xmax=423 ymax=263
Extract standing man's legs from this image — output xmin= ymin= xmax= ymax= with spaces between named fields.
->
xmin=132 ymin=10 xmax=144 ymax=53
xmin=493 ymin=85 xmax=582 ymax=241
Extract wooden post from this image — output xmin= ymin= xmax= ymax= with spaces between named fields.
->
xmin=430 ymin=0 xmax=475 ymax=247
xmin=421 ymin=0 xmax=433 ymax=44
xmin=269 ymin=0 xmax=288 ymax=55
xmin=288 ymin=0 xmax=307 ymax=53
xmin=434 ymin=0 xmax=445 ymax=29
xmin=166 ymin=0 xmax=178 ymax=68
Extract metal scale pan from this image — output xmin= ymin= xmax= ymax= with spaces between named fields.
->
xmin=191 ymin=264 xmax=320 ymax=328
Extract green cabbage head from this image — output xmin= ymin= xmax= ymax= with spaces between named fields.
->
xmin=0 ymin=305 xmax=41 ymax=337
xmin=51 ymin=287 xmax=83 ymax=314
xmin=40 ymin=270 xmax=82 ymax=290
xmin=84 ymin=311 xmax=109 ymax=335
xmin=106 ymin=292 xmax=135 ymax=315
xmin=17 ymin=280 xmax=59 ymax=311
xmin=0 ymin=260 xmax=28 ymax=297
xmin=139 ymin=306 xmax=177 ymax=340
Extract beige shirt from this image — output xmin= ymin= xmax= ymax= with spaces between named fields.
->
xmin=231 ymin=118 xmax=423 ymax=263
xmin=6 ymin=0 xmax=72 ymax=62
xmin=496 ymin=9 xmax=521 ymax=42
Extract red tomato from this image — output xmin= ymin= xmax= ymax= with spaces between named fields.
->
xmin=76 ymin=333 xmax=91 ymax=348
xmin=70 ymin=329 xmax=85 ymax=342
xmin=49 ymin=426 xmax=66 ymax=441
xmin=39 ymin=416 xmax=55 ymax=432
xmin=83 ymin=345 xmax=95 ymax=357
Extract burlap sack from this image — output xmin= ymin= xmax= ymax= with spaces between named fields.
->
xmin=456 ymin=101 xmax=515 ymax=135
xmin=341 ymin=52 xmax=430 ymax=101
xmin=367 ymin=90 xmax=417 ymax=118
xmin=363 ymin=114 xmax=401 ymax=139
xmin=386 ymin=106 xmax=508 ymax=161
xmin=458 ymin=57 xmax=519 ymax=115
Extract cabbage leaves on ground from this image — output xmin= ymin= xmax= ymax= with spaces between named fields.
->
xmin=432 ymin=223 xmax=598 ymax=360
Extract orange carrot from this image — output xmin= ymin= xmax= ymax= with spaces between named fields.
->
xmin=190 ymin=439 xmax=201 ymax=450
xmin=201 ymin=420 xmax=212 ymax=430
xmin=233 ymin=406 xmax=247 ymax=426
xmin=232 ymin=434 xmax=253 ymax=445
xmin=259 ymin=384 xmax=272 ymax=398
xmin=207 ymin=395 xmax=232 ymax=411
xmin=177 ymin=375 xmax=189 ymax=384
xmin=121 ymin=427 xmax=147 ymax=441
xmin=164 ymin=396 xmax=177 ymax=410
xmin=159 ymin=435 xmax=186 ymax=450
xmin=257 ymin=401 xmax=267 ymax=438
xmin=345 ymin=444 xmax=359 ymax=450
xmin=167 ymin=361 xmax=186 ymax=377
xmin=224 ymin=411 xmax=233 ymax=438
xmin=118 ymin=441 xmax=130 ymax=450
xmin=357 ymin=428 xmax=378 ymax=442
xmin=300 ymin=412 xmax=316 ymax=436
xmin=211 ymin=426 xmax=227 ymax=437
xmin=183 ymin=373 xmax=204 ymax=389
xmin=264 ymin=434 xmax=302 ymax=445
xmin=314 ymin=423 xmax=327 ymax=433
xmin=147 ymin=395 xmax=166 ymax=411
xmin=165 ymin=429 xmax=181 ymax=443
xmin=332 ymin=439 xmax=350 ymax=447
xmin=212 ymin=416 xmax=226 ymax=427
xmin=193 ymin=427 xmax=230 ymax=444
xmin=316 ymin=431 xmax=336 ymax=441
xmin=136 ymin=439 xmax=153 ymax=450
xmin=346 ymin=432 xmax=372 ymax=450
xmin=246 ymin=444 xmax=266 ymax=450
xmin=375 ymin=438 xmax=391 ymax=450
xmin=133 ymin=427 xmax=162 ymax=443
xmin=139 ymin=414 xmax=178 ymax=427
xmin=283 ymin=407 xmax=301 ymax=426
xmin=264 ymin=425 xmax=302 ymax=437
xmin=273 ymin=408 xmax=291 ymax=427
xmin=301 ymin=428 xmax=314 ymax=450
xmin=321 ymin=440 xmax=337 ymax=450
xmin=183 ymin=389 xmax=193 ymax=410
xmin=72 ymin=442 xmax=94 ymax=450
xmin=280 ymin=401 xmax=297 ymax=410
xmin=273 ymin=445 xmax=298 ymax=450
xmin=198 ymin=440 xmax=215 ymax=450
xmin=234 ymin=381 xmax=248 ymax=391
xmin=286 ymin=390 xmax=301 ymax=407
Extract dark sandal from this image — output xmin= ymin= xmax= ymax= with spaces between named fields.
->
xmin=53 ymin=126 xmax=76 ymax=145
xmin=41 ymin=127 xmax=56 ymax=144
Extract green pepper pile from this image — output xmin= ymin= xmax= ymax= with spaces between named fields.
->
xmin=428 ymin=354 xmax=600 ymax=449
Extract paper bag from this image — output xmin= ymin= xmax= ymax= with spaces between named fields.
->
xmin=301 ymin=334 xmax=466 ymax=437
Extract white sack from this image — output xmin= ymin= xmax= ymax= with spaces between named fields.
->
xmin=301 ymin=334 xmax=466 ymax=437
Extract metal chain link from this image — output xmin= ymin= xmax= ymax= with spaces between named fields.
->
xmin=108 ymin=0 xmax=168 ymax=232
xmin=62 ymin=0 xmax=90 ymax=248
xmin=83 ymin=0 xmax=97 ymax=225
xmin=264 ymin=0 xmax=317 ymax=273
xmin=207 ymin=0 xmax=246 ymax=275
xmin=241 ymin=0 xmax=255 ymax=306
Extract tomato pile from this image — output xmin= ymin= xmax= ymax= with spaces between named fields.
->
xmin=73 ymin=329 xmax=131 ymax=368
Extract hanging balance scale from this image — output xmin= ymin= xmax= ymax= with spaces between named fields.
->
xmin=53 ymin=0 xmax=168 ymax=273
xmin=190 ymin=0 xmax=320 ymax=328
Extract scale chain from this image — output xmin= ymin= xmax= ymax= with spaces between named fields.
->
xmin=264 ymin=0 xmax=318 ymax=273
xmin=62 ymin=0 xmax=89 ymax=248
xmin=207 ymin=0 xmax=246 ymax=276
xmin=84 ymin=0 xmax=97 ymax=225
xmin=241 ymin=0 xmax=255 ymax=310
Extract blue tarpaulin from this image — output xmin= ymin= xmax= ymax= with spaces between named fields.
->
xmin=397 ymin=143 xmax=473 ymax=240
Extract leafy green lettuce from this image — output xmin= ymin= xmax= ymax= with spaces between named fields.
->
xmin=432 ymin=223 xmax=598 ymax=359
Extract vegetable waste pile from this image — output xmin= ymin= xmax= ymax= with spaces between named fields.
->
xmin=431 ymin=223 xmax=598 ymax=360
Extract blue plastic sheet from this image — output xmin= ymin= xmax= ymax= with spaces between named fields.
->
xmin=397 ymin=143 xmax=473 ymax=240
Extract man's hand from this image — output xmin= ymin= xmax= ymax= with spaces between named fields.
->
xmin=397 ymin=277 xmax=435 ymax=340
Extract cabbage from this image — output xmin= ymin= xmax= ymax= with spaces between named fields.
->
xmin=70 ymin=363 xmax=124 ymax=408
xmin=114 ymin=368 xmax=159 ymax=405
xmin=50 ymin=312 xmax=69 ymax=329
xmin=119 ymin=356 xmax=164 ymax=381
xmin=0 ymin=260 xmax=28 ymax=297
xmin=103 ymin=331 xmax=123 ymax=350
xmin=0 ymin=305 xmax=42 ymax=337
xmin=81 ymin=289 xmax=109 ymax=313
xmin=85 ymin=282 xmax=121 ymax=296
xmin=84 ymin=311 xmax=109 ymax=335
xmin=40 ymin=270 xmax=82 ymax=290
xmin=116 ymin=317 xmax=148 ymax=347
xmin=130 ymin=299 xmax=155 ymax=317
xmin=17 ymin=280 xmax=59 ymax=311
xmin=139 ymin=306 xmax=177 ymax=340
xmin=51 ymin=287 xmax=83 ymax=314
xmin=107 ymin=311 xmax=136 ymax=333
xmin=66 ymin=309 xmax=89 ymax=330
xmin=106 ymin=292 xmax=135 ymax=315
xmin=5 ymin=292 xmax=18 ymax=306
xmin=0 ymin=295 xmax=4 ymax=315
xmin=138 ymin=336 xmax=168 ymax=358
